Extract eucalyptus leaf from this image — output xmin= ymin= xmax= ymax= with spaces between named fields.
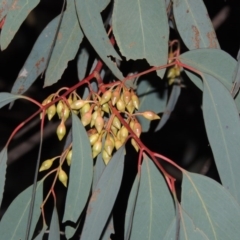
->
xmin=0 ymin=181 xmax=43 ymax=239
xmin=202 ymin=73 xmax=240 ymax=203
xmin=173 ymin=0 xmax=219 ymax=50
xmin=1 ymin=0 xmax=40 ymax=50
xmin=101 ymin=215 xmax=114 ymax=240
xmin=44 ymin=0 xmax=83 ymax=87
xmin=0 ymin=0 xmax=12 ymax=22
xmin=63 ymin=113 xmax=93 ymax=224
xmin=0 ymin=148 xmax=7 ymax=207
xmin=80 ymin=146 xmax=125 ymax=240
xmin=0 ymin=92 xmax=21 ymax=108
xmin=49 ymin=206 xmax=60 ymax=240
xmin=77 ymin=48 xmax=90 ymax=81
xmin=33 ymin=224 xmax=47 ymax=240
xmin=113 ymin=0 xmax=169 ymax=78
xmin=130 ymin=156 xmax=175 ymax=240
xmin=182 ymin=171 xmax=240 ymax=240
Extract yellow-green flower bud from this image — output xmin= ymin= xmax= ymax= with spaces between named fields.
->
xmin=132 ymin=122 xmax=142 ymax=138
xmin=111 ymin=125 xmax=118 ymax=136
xmin=62 ymin=106 xmax=70 ymax=121
xmin=120 ymin=126 xmax=128 ymax=141
xmin=115 ymin=139 xmax=123 ymax=150
xmin=102 ymin=150 xmax=111 ymax=165
xmin=39 ymin=159 xmax=53 ymax=172
xmin=126 ymin=100 xmax=135 ymax=114
xmin=123 ymin=90 xmax=131 ymax=105
xmin=104 ymin=136 xmax=114 ymax=156
xmin=131 ymin=138 xmax=139 ymax=152
xmin=47 ymin=104 xmax=56 ymax=121
xmin=102 ymin=103 xmax=110 ymax=113
xmin=100 ymin=91 xmax=112 ymax=105
xmin=112 ymin=116 xmax=121 ymax=129
xmin=66 ymin=150 xmax=72 ymax=166
xmin=111 ymin=89 xmax=120 ymax=106
xmin=56 ymin=101 xmax=64 ymax=118
xmin=70 ymin=99 xmax=85 ymax=110
xmin=80 ymin=103 xmax=91 ymax=115
xmin=89 ymin=133 xmax=99 ymax=145
xmin=56 ymin=121 xmax=66 ymax=141
xmin=116 ymin=99 xmax=125 ymax=112
xmin=67 ymin=96 xmax=73 ymax=105
xmin=92 ymin=141 xmax=102 ymax=158
xmin=95 ymin=115 xmax=104 ymax=133
xmin=58 ymin=168 xmax=68 ymax=187
xmin=141 ymin=111 xmax=160 ymax=120
xmin=81 ymin=111 xmax=92 ymax=126
xmin=131 ymin=94 xmax=139 ymax=110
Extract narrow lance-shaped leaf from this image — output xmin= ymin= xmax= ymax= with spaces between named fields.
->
xmin=202 ymin=73 xmax=240 ymax=204
xmin=101 ymin=215 xmax=115 ymax=240
xmin=44 ymin=0 xmax=83 ymax=87
xmin=182 ymin=171 xmax=240 ymax=240
xmin=0 ymin=0 xmax=12 ymax=22
xmin=113 ymin=0 xmax=169 ymax=78
xmin=33 ymin=224 xmax=47 ymax=240
xmin=75 ymin=0 xmax=123 ymax=80
xmin=130 ymin=156 xmax=175 ymax=240
xmin=0 ymin=148 xmax=7 ymax=207
xmin=11 ymin=15 xmax=61 ymax=96
xmin=124 ymin=174 xmax=140 ymax=240
xmin=0 ymin=181 xmax=43 ymax=239
xmin=155 ymin=84 xmax=181 ymax=131
xmin=49 ymin=206 xmax=60 ymax=240
xmin=0 ymin=92 xmax=22 ymax=108
xmin=173 ymin=0 xmax=219 ymax=50
xmin=231 ymin=46 xmax=240 ymax=97
xmin=1 ymin=0 xmax=41 ymax=50
xmin=98 ymin=0 xmax=111 ymax=12
xmin=77 ymin=48 xmax=90 ymax=81
xmin=62 ymin=113 xmax=93 ymax=224
xmin=80 ymin=146 xmax=125 ymax=240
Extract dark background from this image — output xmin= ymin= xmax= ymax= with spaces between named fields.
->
xmin=0 ymin=0 xmax=239 ymax=239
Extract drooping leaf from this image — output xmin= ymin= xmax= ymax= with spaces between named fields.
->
xmin=98 ymin=0 xmax=111 ymax=12
xmin=80 ymin=146 xmax=125 ymax=240
xmin=1 ymin=0 xmax=40 ymax=50
xmin=182 ymin=171 xmax=240 ymax=240
xmin=0 ymin=148 xmax=7 ymax=207
xmin=62 ymin=113 xmax=93 ymax=224
xmin=0 ymin=181 xmax=43 ymax=239
xmin=179 ymin=209 xmax=209 ymax=240
xmin=44 ymin=0 xmax=83 ymax=87
xmin=113 ymin=0 xmax=169 ymax=78
xmin=101 ymin=215 xmax=115 ymax=240
xmin=130 ymin=156 xmax=175 ymax=239
xmin=49 ymin=206 xmax=60 ymax=240
xmin=162 ymin=218 xmax=178 ymax=240
xmin=202 ymin=73 xmax=240 ymax=203
xmin=173 ymin=0 xmax=219 ymax=50
xmin=63 ymin=127 xmax=72 ymax=151
xmin=137 ymin=78 xmax=168 ymax=132
xmin=124 ymin=174 xmax=140 ymax=240
xmin=155 ymin=84 xmax=181 ymax=131
xmin=77 ymin=48 xmax=90 ymax=81
xmin=231 ymin=47 xmax=240 ymax=97
xmin=179 ymin=49 xmax=240 ymax=111
xmin=11 ymin=16 xmax=60 ymax=96
xmin=0 ymin=92 xmax=21 ymax=108
xmin=75 ymin=0 xmax=123 ymax=80
xmin=0 ymin=0 xmax=12 ymax=22
xmin=33 ymin=224 xmax=47 ymax=240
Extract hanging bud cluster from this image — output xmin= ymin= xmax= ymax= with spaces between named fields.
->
xmin=41 ymin=85 xmax=160 ymax=165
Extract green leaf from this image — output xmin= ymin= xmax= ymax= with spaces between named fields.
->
xmin=231 ymin=49 xmax=240 ymax=97
xmin=80 ymin=146 xmax=125 ymax=240
xmin=173 ymin=0 xmax=219 ymax=50
xmin=33 ymin=224 xmax=47 ymax=240
xmin=0 ymin=92 xmax=21 ymax=108
xmin=155 ymin=84 xmax=181 ymax=131
xmin=162 ymin=218 xmax=178 ymax=240
xmin=182 ymin=172 xmax=240 ymax=240
xmin=202 ymin=73 xmax=240 ymax=203
xmin=130 ymin=156 xmax=175 ymax=240
xmin=77 ymin=48 xmax=90 ymax=81
xmin=11 ymin=16 xmax=60 ymax=96
xmin=0 ymin=0 xmax=40 ymax=50
xmin=75 ymin=0 xmax=123 ymax=80
xmin=98 ymin=0 xmax=111 ymax=12
xmin=44 ymin=0 xmax=83 ymax=87
xmin=101 ymin=215 xmax=114 ymax=240
xmin=49 ymin=206 xmax=60 ymax=240
xmin=112 ymin=0 xmax=169 ymax=78
xmin=0 ymin=0 xmax=12 ymax=22
xmin=0 ymin=148 xmax=7 ymax=207
xmin=137 ymin=78 xmax=168 ymax=132
xmin=124 ymin=174 xmax=140 ymax=240
xmin=63 ymin=113 xmax=93 ymax=223
xmin=0 ymin=181 xmax=43 ymax=239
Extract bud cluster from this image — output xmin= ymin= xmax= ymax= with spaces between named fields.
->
xmin=41 ymin=85 xmax=160 ymax=165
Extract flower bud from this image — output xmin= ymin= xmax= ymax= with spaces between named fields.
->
xmin=57 ymin=101 xmax=64 ymax=118
xmin=126 ymin=100 xmax=135 ymax=114
xmin=104 ymin=136 xmax=114 ymax=156
xmin=47 ymin=104 xmax=56 ymax=120
xmin=39 ymin=159 xmax=53 ymax=172
xmin=81 ymin=111 xmax=92 ymax=126
xmin=141 ymin=111 xmax=160 ymax=120
xmin=132 ymin=122 xmax=142 ymax=138
xmin=102 ymin=103 xmax=110 ymax=113
xmin=167 ymin=67 xmax=176 ymax=79
xmin=115 ymin=139 xmax=123 ymax=150
xmin=120 ymin=126 xmax=128 ymax=141
xmin=92 ymin=141 xmax=102 ymax=158
xmin=62 ymin=105 xmax=70 ymax=121
xmin=102 ymin=150 xmax=111 ymax=165
xmin=58 ymin=168 xmax=68 ymax=187
xmin=70 ymin=99 xmax=85 ymax=110
xmin=116 ymin=99 xmax=125 ymax=112
xmin=112 ymin=116 xmax=121 ymax=129
xmin=131 ymin=138 xmax=139 ymax=152
xmin=130 ymin=120 xmax=135 ymax=130
xmin=80 ymin=103 xmax=91 ymax=115
xmin=110 ymin=125 xmax=118 ymax=135
xmin=100 ymin=91 xmax=112 ymax=105
xmin=95 ymin=115 xmax=104 ymax=133
xmin=131 ymin=94 xmax=139 ymax=110
xmin=111 ymin=88 xmax=120 ymax=106
xmin=66 ymin=150 xmax=72 ymax=166
xmin=89 ymin=133 xmax=99 ymax=145
xmin=123 ymin=90 xmax=131 ymax=105
xmin=56 ymin=121 xmax=66 ymax=141
xmin=42 ymin=98 xmax=51 ymax=106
